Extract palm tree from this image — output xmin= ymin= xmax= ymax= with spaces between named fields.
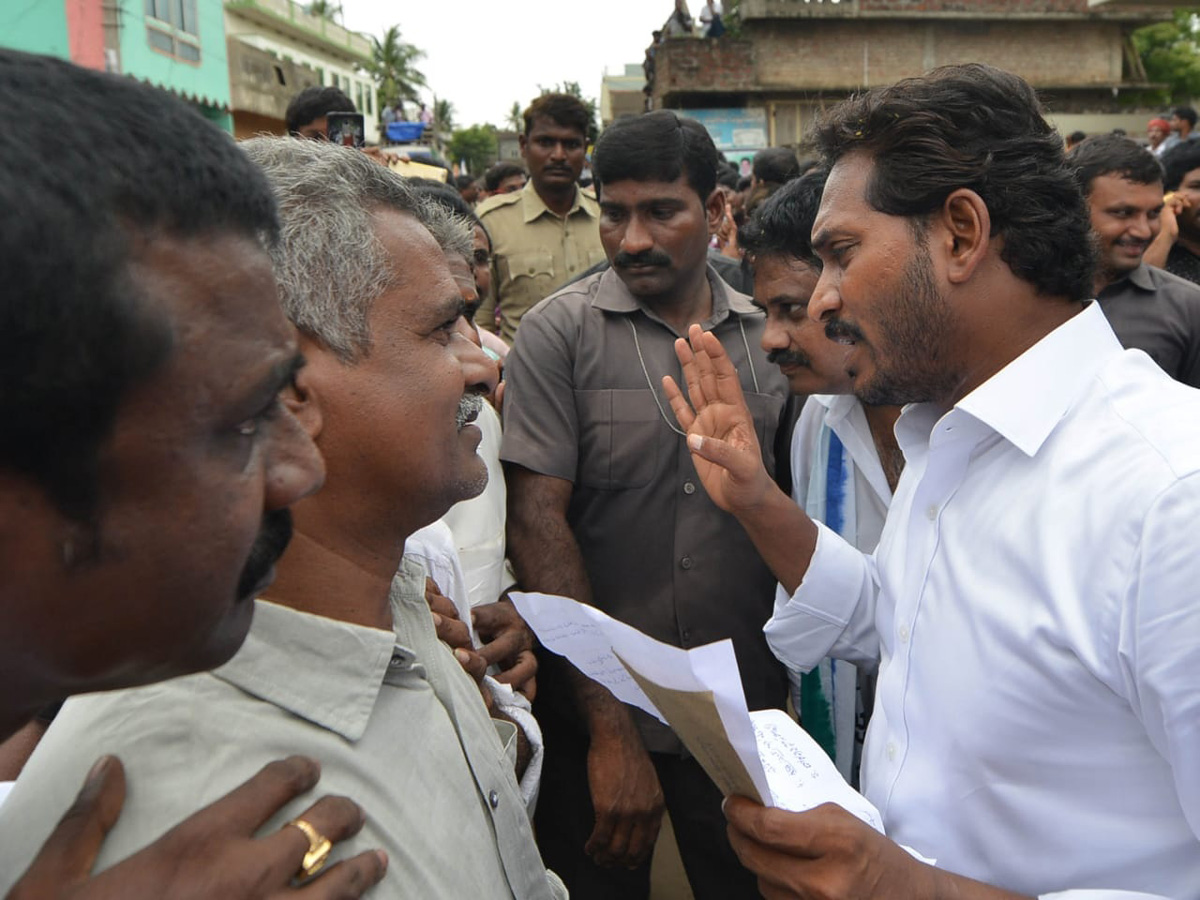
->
xmin=370 ymin=25 xmax=427 ymax=108
xmin=433 ymin=97 xmax=455 ymax=134
xmin=306 ymin=0 xmax=342 ymax=22
xmin=506 ymin=101 xmax=523 ymax=132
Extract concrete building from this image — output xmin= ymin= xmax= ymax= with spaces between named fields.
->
xmin=646 ymin=0 xmax=1196 ymax=148
xmin=2 ymin=0 xmax=233 ymax=131
xmin=600 ymin=63 xmax=647 ymax=127
xmin=224 ymin=0 xmax=378 ymax=141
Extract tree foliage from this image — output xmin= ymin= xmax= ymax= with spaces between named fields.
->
xmin=433 ymin=97 xmax=455 ymax=134
xmin=1133 ymin=9 xmax=1200 ymax=102
xmin=370 ymin=26 xmax=427 ymax=107
xmin=537 ymin=81 xmax=600 ymax=143
xmin=506 ymin=100 xmax=523 ymax=132
xmin=447 ymin=125 xmax=498 ymax=176
xmin=306 ymin=0 xmax=342 ymax=23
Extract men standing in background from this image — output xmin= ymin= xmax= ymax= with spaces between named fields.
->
xmin=737 ymin=169 xmax=903 ymax=786
xmin=503 ymin=110 xmax=791 ymax=900
xmin=1069 ymin=134 xmax=1200 ymax=386
xmin=285 ymin=85 xmax=357 ymax=140
xmin=476 ymin=93 xmax=604 ymax=343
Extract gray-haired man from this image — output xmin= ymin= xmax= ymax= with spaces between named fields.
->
xmin=0 ymin=139 xmax=565 ymax=900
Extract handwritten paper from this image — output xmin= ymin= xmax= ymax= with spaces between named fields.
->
xmin=510 ymin=591 xmax=885 ymax=829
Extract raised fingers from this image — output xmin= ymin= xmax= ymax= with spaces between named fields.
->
xmin=662 ymin=375 xmax=696 ymax=432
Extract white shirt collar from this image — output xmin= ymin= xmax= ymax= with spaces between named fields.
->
xmin=894 ymin=303 xmax=1121 ymax=459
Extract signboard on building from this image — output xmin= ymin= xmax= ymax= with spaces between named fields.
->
xmin=681 ymin=108 xmax=769 ymax=161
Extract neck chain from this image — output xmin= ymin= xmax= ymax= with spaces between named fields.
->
xmin=625 ymin=315 xmax=760 ymax=437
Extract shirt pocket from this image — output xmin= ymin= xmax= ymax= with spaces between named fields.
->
xmin=575 ymin=390 xmax=663 ymax=490
xmin=500 ymin=250 xmax=556 ymax=297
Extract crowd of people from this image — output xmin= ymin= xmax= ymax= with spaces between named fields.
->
xmin=1 ymin=44 xmax=1198 ymax=900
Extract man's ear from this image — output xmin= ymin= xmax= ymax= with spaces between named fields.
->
xmin=704 ymin=188 xmax=725 ymax=236
xmin=939 ymin=188 xmax=991 ymax=285
xmin=518 ymin=132 xmax=528 ymax=162
xmin=285 ymin=335 xmax=326 ymax=441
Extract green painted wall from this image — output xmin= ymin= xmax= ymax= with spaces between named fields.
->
xmin=0 ymin=1 xmax=71 ymax=58
xmin=117 ymin=0 xmax=232 ymax=126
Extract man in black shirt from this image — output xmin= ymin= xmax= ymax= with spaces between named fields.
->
xmin=1068 ymin=134 xmax=1200 ymax=387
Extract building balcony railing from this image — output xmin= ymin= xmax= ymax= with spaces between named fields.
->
xmin=224 ymin=0 xmax=372 ymax=64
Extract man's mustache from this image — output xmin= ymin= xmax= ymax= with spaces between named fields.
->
xmin=824 ymin=318 xmax=865 ymax=345
xmin=613 ymin=250 xmax=671 ymax=268
xmin=236 ymin=508 xmax=293 ymax=601
xmin=456 ymin=392 xmax=484 ymax=429
xmin=767 ymin=348 xmax=811 ymax=368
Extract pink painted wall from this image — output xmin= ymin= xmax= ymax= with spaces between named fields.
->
xmin=65 ymin=0 xmax=106 ymax=71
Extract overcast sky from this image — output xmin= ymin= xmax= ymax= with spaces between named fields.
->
xmin=340 ymin=0 xmax=675 ymax=127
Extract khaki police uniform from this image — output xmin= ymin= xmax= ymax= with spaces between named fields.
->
xmin=477 ymin=181 xmax=604 ymax=344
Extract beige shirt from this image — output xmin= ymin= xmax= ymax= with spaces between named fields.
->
xmin=0 ymin=558 xmax=565 ymax=900
xmin=477 ymin=181 xmax=605 ymax=344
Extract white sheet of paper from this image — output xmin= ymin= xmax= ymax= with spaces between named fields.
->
xmin=750 ymin=708 xmax=885 ymax=831
xmin=511 ymin=591 xmax=772 ymax=802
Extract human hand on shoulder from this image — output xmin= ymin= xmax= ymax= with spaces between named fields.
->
xmin=7 ymin=755 xmax=386 ymax=900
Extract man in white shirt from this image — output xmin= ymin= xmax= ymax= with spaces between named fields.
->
xmin=664 ymin=63 xmax=1200 ymax=899
xmin=737 ymin=169 xmax=902 ymax=785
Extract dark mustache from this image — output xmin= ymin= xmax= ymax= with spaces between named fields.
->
xmin=824 ymin=318 xmax=865 ymax=344
xmin=236 ymin=508 xmax=293 ymax=600
xmin=613 ymin=250 xmax=672 ymax=268
xmin=767 ymin=348 xmax=811 ymax=368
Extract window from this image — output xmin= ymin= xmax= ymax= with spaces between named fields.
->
xmin=146 ymin=0 xmax=199 ymax=63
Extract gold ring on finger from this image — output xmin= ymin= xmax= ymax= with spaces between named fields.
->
xmin=287 ymin=817 xmax=332 ymax=879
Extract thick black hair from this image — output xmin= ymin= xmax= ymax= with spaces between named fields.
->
xmin=454 ymin=173 xmax=478 ymax=191
xmin=1067 ymin=134 xmax=1163 ymax=195
xmin=738 ymin=168 xmax=829 ymax=270
xmin=1161 ymin=140 xmax=1200 ymax=191
xmin=592 ymin=110 xmax=719 ymax=203
xmin=811 ymin=63 xmax=1096 ymax=303
xmin=1173 ymin=106 xmax=1198 ymax=128
xmin=523 ymin=93 xmax=590 ymax=138
xmin=0 ymin=50 xmax=279 ymax=519
xmin=752 ymin=147 xmax=802 ymax=186
xmin=483 ymin=161 xmax=527 ymax=192
xmin=285 ymin=85 xmax=356 ymax=135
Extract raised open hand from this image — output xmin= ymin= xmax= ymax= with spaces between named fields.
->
xmin=662 ymin=324 xmax=775 ymax=515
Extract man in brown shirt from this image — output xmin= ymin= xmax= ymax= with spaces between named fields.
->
xmin=502 ymin=111 xmax=792 ymax=900
xmin=476 ymin=94 xmax=605 ymax=344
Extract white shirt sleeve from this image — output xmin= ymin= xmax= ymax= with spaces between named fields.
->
xmin=763 ymin=520 xmax=881 ymax=672
xmin=1115 ymin=474 xmax=1200 ymax=846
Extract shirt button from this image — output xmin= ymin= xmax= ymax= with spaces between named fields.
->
xmin=527 ymin=267 xmax=535 ymax=275
xmin=680 ymin=556 xmax=693 ymax=570
xmin=488 ymin=790 xmax=500 ymax=809
xmin=388 ymin=656 xmax=404 ymax=668
xmin=886 ymin=741 xmax=897 ymax=761
xmin=683 ymin=481 xmax=696 ymax=495
xmin=898 ymin=624 xmax=910 ymax=643
xmin=925 ymin=505 xmax=938 ymax=521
